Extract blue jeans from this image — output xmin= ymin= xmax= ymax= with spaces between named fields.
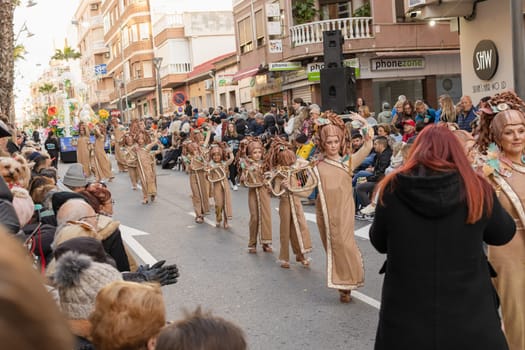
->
xmin=352 ymin=170 xmax=372 ymax=187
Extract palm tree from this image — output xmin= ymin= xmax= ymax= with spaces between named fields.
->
xmin=13 ymin=44 xmax=26 ymax=60
xmin=0 ymin=0 xmax=17 ymax=122
xmin=38 ymin=83 xmax=57 ymax=104
xmin=51 ymin=45 xmax=82 ymax=61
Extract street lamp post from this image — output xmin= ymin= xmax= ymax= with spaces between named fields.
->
xmin=153 ymin=57 xmax=163 ymax=116
xmin=95 ymin=90 xmax=101 ymax=111
xmin=113 ymin=77 xmax=123 ymax=117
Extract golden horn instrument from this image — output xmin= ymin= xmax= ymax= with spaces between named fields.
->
xmin=206 ymin=165 xmax=227 ymax=183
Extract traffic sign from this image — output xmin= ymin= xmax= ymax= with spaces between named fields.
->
xmin=172 ymin=91 xmax=187 ymax=106
xmin=94 ymin=64 xmax=107 ymax=75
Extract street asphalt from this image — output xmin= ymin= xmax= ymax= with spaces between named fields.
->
xmin=61 ymin=159 xmax=387 ymax=350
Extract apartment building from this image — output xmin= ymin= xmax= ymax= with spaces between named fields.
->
xmin=151 ymin=9 xmax=237 ymax=113
xmin=233 ymin=0 xmax=462 ymax=113
xmin=100 ymin=0 xmax=156 ymax=122
xmin=74 ymin=0 xmax=113 ymax=114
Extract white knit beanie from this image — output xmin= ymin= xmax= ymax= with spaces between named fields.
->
xmin=53 ymin=251 xmax=122 ymax=320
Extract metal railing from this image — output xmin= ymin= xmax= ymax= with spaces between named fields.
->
xmin=160 ymin=63 xmax=192 ymax=76
xmin=290 ymin=17 xmax=373 ymax=47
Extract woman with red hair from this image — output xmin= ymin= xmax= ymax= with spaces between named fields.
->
xmin=370 ymin=124 xmax=515 ymax=350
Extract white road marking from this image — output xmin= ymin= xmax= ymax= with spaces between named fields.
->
xmin=276 ymin=209 xmax=380 ymax=309
xmin=121 ymin=213 xmax=380 ymax=309
xmin=353 ymin=291 xmax=381 ymax=309
xmin=120 ymin=224 xmax=157 ymax=265
xmin=283 ymin=210 xmax=372 ymax=240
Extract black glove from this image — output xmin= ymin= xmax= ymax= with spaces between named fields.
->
xmin=133 ymin=260 xmax=179 ymax=286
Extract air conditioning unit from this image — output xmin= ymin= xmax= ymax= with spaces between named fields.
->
xmin=90 ymin=3 xmax=99 ymax=10
xmin=204 ymin=79 xmax=214 ymax=90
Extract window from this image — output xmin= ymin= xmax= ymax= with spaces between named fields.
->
xmin=255 ymin=10 xmax=265 ymax=47
xmin=132 ymin=62 xmax=143 ymax=79
xmin=103 ymin=14 xmax=110 ymax=33
xmin=206 ymin=93 xmax=213 ymax=108
xmin=139 ymin=23 xmax=149 ymax=40
xmin=395 ymin=0 xmax=406 ymax=22
xmin=238 ymin=17 xmax=253 ymax=54
xmin=121 ymin=27 xmax=129 ymax=48
xmin=320 ymin=1 xmax=353 ymax=20
xmin=130 ymin=25 xmax=138 ymax=42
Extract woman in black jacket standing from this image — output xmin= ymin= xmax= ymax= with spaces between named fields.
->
xmin=44 ymin=130 xmax=60 ymax=168
xmin=370 ymin=124 xmax=515 ymax=350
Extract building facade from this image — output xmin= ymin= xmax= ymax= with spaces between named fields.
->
xmin=74 ymin=0 xmax=113 ymax=113
xmin=233 ymin=0 xmax=462 ymax=113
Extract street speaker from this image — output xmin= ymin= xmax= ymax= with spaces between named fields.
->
xmin=323 ymin=30 xmax=344 ymax=69
xmin=320 ymin=67 xmax=357 ymax=114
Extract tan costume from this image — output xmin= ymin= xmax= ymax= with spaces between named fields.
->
xmin=314 ymin=141 xmax=372 ymax=290
xmin=488 ymin=164 xmax=525 ymax=350
xmin=186 ymin=155 xmax=210 ymax=218
xmin=241 ymin=158 xmax=272 ymax=247
xmin=208 ymin=157 xmax=233 ymax=225
xmin=134 ymin=143 xmax=157 ymax=199
xmin=123 ymin=144 xmax=138 ymax=189
xmin=92 ymin=128 xmax=113 ymax=181
xmin=278 ymin=193 xmax=312 ymax=262
xmin=113 ymin=126 xmax=127 ymax=172
xmin=76 ymin=135 xmax=92 ymax=176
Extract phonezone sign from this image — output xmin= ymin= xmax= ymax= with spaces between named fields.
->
xmin=370 ymin=57 xmax=425 ymax=71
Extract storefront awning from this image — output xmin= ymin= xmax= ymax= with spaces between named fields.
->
xmin=232 ymin=66 xmax=260 ymax=82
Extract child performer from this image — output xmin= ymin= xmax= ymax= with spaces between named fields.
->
xmin=132 ymin=131 xmax=160 ymax=204
xmin=239 ymin=137 xmax=272 ymax=253
xmin=183 ymin=141 xmax=209 ymax=224
xmin=265 ymin=138 xmax=313 ymax=269
xmin=122 ymin=133 xmax=138 ymax=190
xmin=207 ymin=143 xmax=234 ymax=229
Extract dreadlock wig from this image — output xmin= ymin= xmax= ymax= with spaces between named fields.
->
xmin=264 ymin=137 xmax=296 ymax=171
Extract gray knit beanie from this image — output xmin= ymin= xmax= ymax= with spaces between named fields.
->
xmin=54 ymin=251 xmax=122 ymax=320
xmin=62 ymin=163 xmax=88 ymax=188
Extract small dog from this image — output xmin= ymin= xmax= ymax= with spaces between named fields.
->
xmin=0 ymin=156 xmax=31 ymax=189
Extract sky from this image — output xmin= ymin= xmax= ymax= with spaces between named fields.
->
xmin=13 ymin=0 xmax=234 ymax=119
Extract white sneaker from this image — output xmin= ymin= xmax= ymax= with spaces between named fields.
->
xmin=360 ymin=204 xmax=376 ymax=215
xmin=233 ymin=185 xmax=239 ymax=191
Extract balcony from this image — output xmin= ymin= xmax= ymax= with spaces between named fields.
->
xmin=160 ymin=63 xmax=192 ymax=76
xmin=153 ymin=14 xmax=184 ymax=37
xmin=290 ymin=17 xmax=373 ymax=47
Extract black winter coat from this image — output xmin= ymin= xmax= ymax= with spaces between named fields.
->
xmin=370 ymin=171 xmax=515 ymax=350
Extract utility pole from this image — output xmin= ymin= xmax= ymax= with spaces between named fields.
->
xmin=153 ymin=57 xmax=163 ymax=116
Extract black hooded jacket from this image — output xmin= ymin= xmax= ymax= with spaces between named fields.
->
xmin=370 ymin=170 xmax=515 ymax=350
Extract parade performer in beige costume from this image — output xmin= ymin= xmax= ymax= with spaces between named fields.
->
xmin=476 ymin=93 xmax=525 ymax=350
xmin=314 ymin=112 xmax=373 ymax=303
xmin=239 ymin=137 xmax=272 ymax=253
xmin=264 ymin=138 xmax=313 ymax=268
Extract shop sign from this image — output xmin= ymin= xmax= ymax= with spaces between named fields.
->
xmin=307 ymin=59 xmax=360 ymax=81
xmin=217 ymin=74 xmax=235 ymax=87
xmin=370 ymin=57 xmax=425 ymax=71
xmin=473 ymin=40 xmax=498 ymax=81
xmin=269 ymin=39 xmax=283 ymax=53
xmin=269 ymin=62 xmax=302 ymax=71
